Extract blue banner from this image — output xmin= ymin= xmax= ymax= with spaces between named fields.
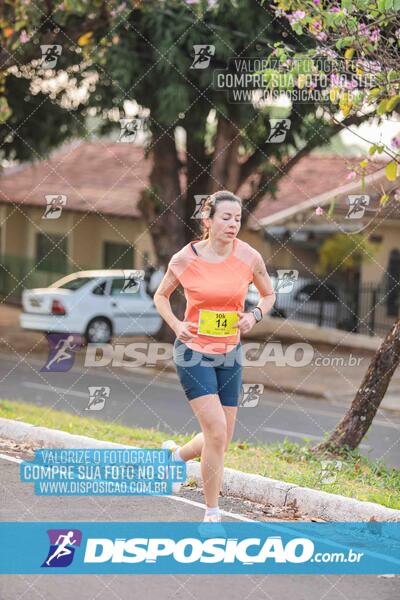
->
xmin=1 ymin=522 xmax=400 ymax=574
xmin=19 ymin=448 xmax=186 ymax=496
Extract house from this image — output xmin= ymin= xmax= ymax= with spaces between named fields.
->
xmin=240 ymin=157 xmax=400 ymax=335
xmin=0 ymin=139 xmax=398 ymax=335
xmin=0 ymin=140 xmax=157 ymax=298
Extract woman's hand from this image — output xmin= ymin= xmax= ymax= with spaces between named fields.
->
xmin=237 ymin=310 xmax=257 ymax=334
xmin=174 ymin=320 xmax=198 ymax=342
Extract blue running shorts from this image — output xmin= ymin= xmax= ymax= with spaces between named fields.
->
xmin=172 ymin=338 xmax=243 ymax=407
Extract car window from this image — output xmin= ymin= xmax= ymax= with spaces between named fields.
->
xmin=92 ymin=281 xmax=107 ymax=296
xmin=52 ymin=277 xmax=94 ymax=291
xmin=110 ymin=278 xmax=141 ymax=297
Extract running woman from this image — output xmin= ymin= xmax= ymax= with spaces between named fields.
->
xmin=153 ymin=190 xmax=276 ymax=523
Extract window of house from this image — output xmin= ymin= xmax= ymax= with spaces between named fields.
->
xmin=103 ymin=242 xmax=134 ymax=269
xmin=36 ymin=233 xmax=68 ymax=273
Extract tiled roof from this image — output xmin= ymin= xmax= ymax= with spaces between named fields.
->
xmin=0 ymin=140 xmax=148 ymax=218
xmin=0 ymin=141 xmax=388 ymax=224
xmin=241 ymin=154 xmax=387 ymax=229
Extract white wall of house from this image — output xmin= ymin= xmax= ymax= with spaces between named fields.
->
xmin=361 ymin=222 xmax=400 ymax=286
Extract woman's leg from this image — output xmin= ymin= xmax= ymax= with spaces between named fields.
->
xmin=179 ymin=405 xmax=238 ymax=461
xmin=184 ymin=393 xmax=227 ymax=508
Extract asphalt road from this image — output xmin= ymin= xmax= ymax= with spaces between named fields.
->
xmin=0 ymin=352 xmax=399 ymax=468
xmin=1 ymin=452 xmax=399 ymax=600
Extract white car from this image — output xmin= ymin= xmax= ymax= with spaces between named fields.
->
xmin=20 ymin=270 xmax=162 ymax=343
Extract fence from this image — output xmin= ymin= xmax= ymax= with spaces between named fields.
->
xmin=271 ymin=277 xmax=399 ymax=338
xmin=356 ymin=282 xmax=400 ymax=337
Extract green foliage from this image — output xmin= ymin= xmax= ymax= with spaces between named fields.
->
xmin=268 ymin=0 xmax=400 ymax=182
xmin=1 ymin=0 xmax=338 ymax=175
xmin=0 ymin=73 xmax=86 ymax=162
xmin=316 ymin=233 xmax=379 ymax=275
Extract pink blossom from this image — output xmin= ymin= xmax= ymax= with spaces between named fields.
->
xmin=369 ymin=28 xmax=380 ymax=42
xmin=330 ymin=6 xmax=341 ymax=12
xmin=19 ymin=30 xmax=30 ymax=44
xmin=391 ymin=136 xmax=400 ymax=149
xmin=316 ymin=31 xmax=328 ymax=41
xmin=345 ymin=79 xmax=358 ymax=90
xmin=288 ymin=10 xmax=306 ymax=25
xmin=313 ymin=0 xmax=321 ymax=4
xmin=315 ymin=206 xmax=324 ymax=215
xmin=358 ymin=23 xmax=368 ymax=35
xmin=317 ymin=47 xmax=338 ymax=58
xmin=345 ymin=171 xmax=357 ymax=181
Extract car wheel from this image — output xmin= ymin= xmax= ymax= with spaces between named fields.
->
xmin=85 ymin=318 xmax=112 ymax=344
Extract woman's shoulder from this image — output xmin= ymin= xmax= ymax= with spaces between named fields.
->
xmin=234 ymin=238 xmax=264 ymax=268
xmin=168 ymin=243 xmax=195 ymax=278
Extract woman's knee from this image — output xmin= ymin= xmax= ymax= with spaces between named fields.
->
xmin=204 ymin=422 xmax=227 ymax=448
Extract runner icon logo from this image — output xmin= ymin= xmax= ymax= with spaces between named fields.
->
xmin=190 ymin=45 xmax=215 ymax=69
xmin=42 ymin=529 xmax=82 ymax=568
xmin=86 ymin=386 xmax=111 ymax=411
xmin=42 ymin=195 xmax=67 ymax=219
xmin=239 ymin=383 xmax=264 ymax=407
xmin=41 ymin=333 xmax=83 ymax=372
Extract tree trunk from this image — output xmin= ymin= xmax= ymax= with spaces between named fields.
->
xmin=139 ymin=127 xmax=183 ymax=264
xmin=184 ymin=117 xmax=210 ymax=244
xmin=209 ymin=115 xmax=241 ymax=193
xmin=313 ymin=318 xmax=400 ymax=456
xmin=138 ymin=126 xmax=186 ymax=341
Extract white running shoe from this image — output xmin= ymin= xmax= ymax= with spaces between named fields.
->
xmin=162 ymin=439 xmax=184 ymax=493
xmin=202 ymin=513 xmax=222 ymax=523
xmin=162 ymin=440 xmax=180 ymax=454
xmin=198 ymin=513 xmax=227 ymax=538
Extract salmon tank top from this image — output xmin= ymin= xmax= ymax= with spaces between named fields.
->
xmin=168 ymin=238 xmax=263 ymax=354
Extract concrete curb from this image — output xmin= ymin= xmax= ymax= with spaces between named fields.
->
xmin=1 ymin=417 xmax=399 ymax=523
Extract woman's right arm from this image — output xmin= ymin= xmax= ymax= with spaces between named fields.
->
xmin=153 ymin=267 xmax=197 ymax=341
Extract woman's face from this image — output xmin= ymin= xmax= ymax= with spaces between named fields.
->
xmin=207 ymin=200 xmax=242 ymax=241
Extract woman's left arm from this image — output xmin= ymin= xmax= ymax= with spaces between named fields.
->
xmin=237 ymin=254 xmax=276 ymax=334
xmin=252 ymin=253 xmax=276 ymax=317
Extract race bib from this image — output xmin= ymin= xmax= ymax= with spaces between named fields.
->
xmin=198 ymin=310 xmax=239 ymax=337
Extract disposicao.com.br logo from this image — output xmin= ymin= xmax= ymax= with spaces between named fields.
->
xmin=1 ymin=522 xmax=398 ymax=575
xmin=83 ymin=535 xmax=363 ymax=566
